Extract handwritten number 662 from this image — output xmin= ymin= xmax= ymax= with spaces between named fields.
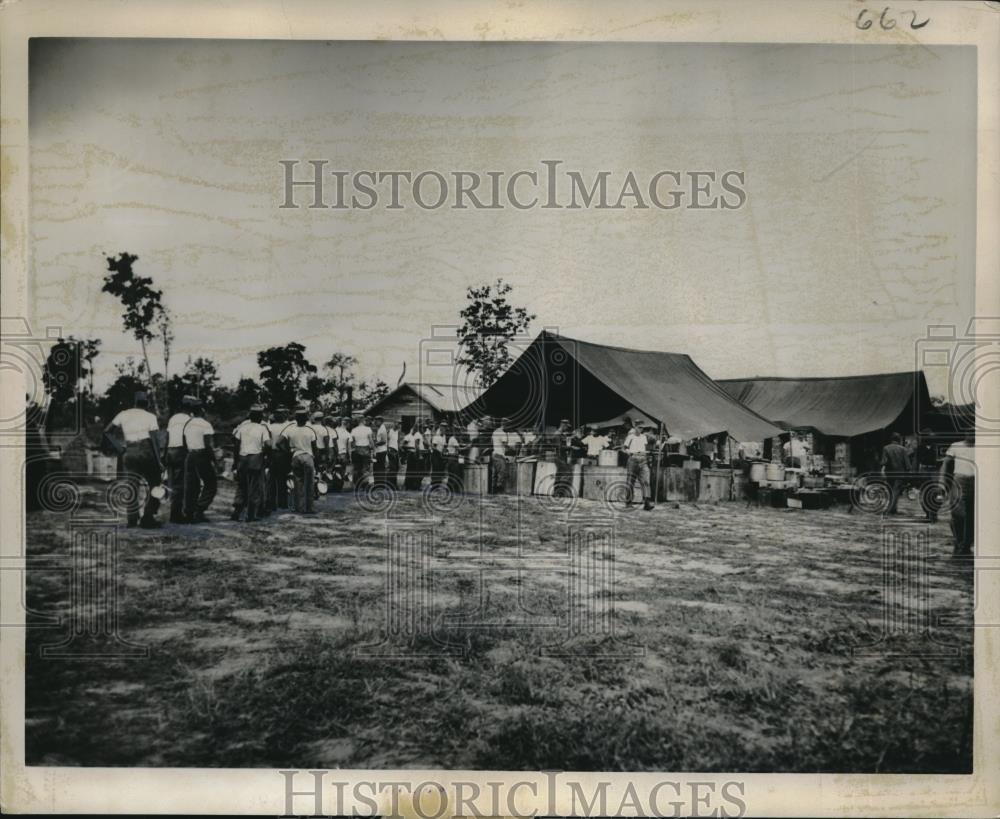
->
xmin=856 ymin=7 xmax=931 ymax=30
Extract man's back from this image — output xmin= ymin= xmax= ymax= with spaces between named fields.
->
xmin=882 ymin=442 xmax=911 ymax=472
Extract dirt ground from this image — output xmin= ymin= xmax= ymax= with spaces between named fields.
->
xmin=24 ymin=480 xmax=973 ymax=772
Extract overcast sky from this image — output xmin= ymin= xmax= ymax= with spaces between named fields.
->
xmin=29 ymin=39 xmax=975 ymax=397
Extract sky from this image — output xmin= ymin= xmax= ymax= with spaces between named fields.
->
xmin=28 ymin=39 xmax=976 ymax=397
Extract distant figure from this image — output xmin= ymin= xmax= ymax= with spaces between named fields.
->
xmin=490 ymin=417 xmax=511 ymax=493
xmin=915 ymin=428 xmax=941 ymax=522
xmin=106 ymin=390 xmax=163 ymax=528
xmin=350 ymin=415 xmax=374 ymax=487
xmin=782 ymin=432 xmax=810 ymax=469
xmin=231 ymin=403 xmax=271 ymax=522
xmin=373 ymin=415 xmax=389 ymax=486
xmin=942 ymin=431 xmax=976 ymax=556
xmin=880 ymin=432 xmax=912 ymax=515
xmin=623 ymin=420 xmax=655 ymax=511
xmin=165 ymin=395 xmax=197 ymax=523
xmin=181 ymin=398 xmax=218 ymax=523
xmin=265 ymin=407 xmax=293 ymax=513
xmin=582 ymin=426 xmax=610 ymax=461
xmin=281 ymin=406 xmax=318 ymax=514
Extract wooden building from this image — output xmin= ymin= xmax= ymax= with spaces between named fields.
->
xmin=364 ymin=382 xmax=481 ymax=430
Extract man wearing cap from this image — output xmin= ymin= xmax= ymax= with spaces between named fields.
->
xmin=106 ymin=391 xmax=163 ymax=528
xmin=280 ymin=406 xmax=319 ymax=513
xmin=182 ymin=398 xmax=219 ymax=523
xmin=623 ymin=419 xmax=656 ymax=511
xmin=334 ymin=416 xmax=352 ymax=477
xmin=373 ymin=415 xmax=389 ymax=487
xmin=490 ymin=417 xmax=512 ymax=493
xmin=581 ymin=425 xmax=610 ymax=463
xmin=387 ymin=420 xmax=401 ymax=488
xmin=264 ymin=407 xmax=293 ymax=513
xmin=231 ymin=404 xmax=271 ymax=522
xmin=165 ymin=395 xmax=196 ymax=523
xmin=350 ymin=414 xmax=374 ymax=488
xmin=309 ymin=411 xmax=329 ymax=473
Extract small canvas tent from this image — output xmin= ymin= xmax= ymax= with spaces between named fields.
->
xmin=470 ymin=331 xmax=783 ymax=442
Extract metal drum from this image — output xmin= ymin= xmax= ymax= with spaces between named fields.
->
xmin=597 ymin=449 xmax=618 ymax=467
xmin=765 ymin=462 xmax=785 ymax=482
xmin=749 ymin=462 xmax=767 ymax=483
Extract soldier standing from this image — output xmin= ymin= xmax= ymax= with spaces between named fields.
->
xmin=106 ymin=390 xmax=163 ymax=528
xmin=231 ymin=403 xmax=271 ymax=522
xmin=165 ymin=395 xmax=196 ymax=523
xmin=182 ymin=398 xmax=218 ymax=523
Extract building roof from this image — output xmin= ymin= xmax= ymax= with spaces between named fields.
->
xmin=473 ymin=331 xmax=783 ymax=441
xmin=718 ymin=372 xmax=931 ymax=437
xmin=365 ymin=381 xmax=482 ymax=416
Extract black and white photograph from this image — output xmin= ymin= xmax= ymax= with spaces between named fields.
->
xmin=2 ymin=1 xmax=999 ymax=815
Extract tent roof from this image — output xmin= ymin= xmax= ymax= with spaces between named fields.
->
xmin=718 ymin=372 xmax=928 ymax=437
xmin=476 ymin=331 xmax=783 ymax=441
xmin=367 ymin=382 xmax=481 ymax=416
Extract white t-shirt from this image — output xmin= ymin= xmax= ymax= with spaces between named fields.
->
xmin=351 ymin=424 xmax=374 ymax=448
xmin=308 ymin=422 xmax=327 ymax=449
xmin=432 ymin=432 xmax=447 ymax=452
xmin=111 ymin=408 xmax=159 ymax=444
xmin=336 ymin=426 xmax=351 ymax=454
xmin=166 ymin=412 xmax=191 ymax=448
xmin=375 ymin=424 xmax=389 ymax=453
xmin=235 ymin=421 xmax=270 ymax=456
xmin=946 ymin=441 xmax=976 ymax=477
xmin=624 ymin=431 xmax=650 ymax=456
xmin=281 ymin=423 xmax=317 ymax=458
xmin=183 ymin=417 xmax=215 ymax=451
xmin=446 ymin=435 xmax=461 ymax=455
xmin=388 ymin=428 xmax=399 ymax=450
xmin=491 ymin=428 xmax=510 ymax=456
xmin=582 ymin=434 xmax=609 ymax=457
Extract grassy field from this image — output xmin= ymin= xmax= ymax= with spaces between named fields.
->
xmin=24 ymin=480 xmax=973 ymax=772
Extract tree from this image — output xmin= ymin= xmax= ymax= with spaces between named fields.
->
xmin=456 ymin=278 xmax=535 ymax=387
xmin=81 ymin=338 xmax=101 ymax=397
xmin=301 ymin=374 xmax=334 ymax=406
xmin=179 ymin=356 xmax=220 ymax=400
xmin=324 ymin=352 xmax=360 ymax=415
xmin=257 ymin=343 xmax=317 ymax=409
xmin=44 ymin=337 xmax=83 ymax=404
xmin=357 ymin=377 xmax=390 ymax=410
xmin=102 ymin=252 xmax=165 ymax=412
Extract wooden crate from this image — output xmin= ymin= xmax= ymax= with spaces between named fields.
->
xmin=533 ymin=460 xmax=559 ymax=496
xmin=516 ymin=461 xmax=536 ymax=496
xmin=659 ymin=466 xmax=698 ymax=501
xmin=699 ymin=469 xmax=732 ymax=502
xmin=503 ymin=459 xmax=520 ymax=495
xmin=582 ymin=465 xmax=628 ymax=503
xmin=464 ymin=464 xmax=489 ymax=495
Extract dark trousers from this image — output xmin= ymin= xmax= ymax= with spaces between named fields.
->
xmin=626 ymin=455 xmax=651 ymax=501
xmin=165 ymin=447 xmax=187 ymax=521
xmin=404 ymin=451 xmax=424 ymax=490
xmin=234 ymin=453 xmax=265 ymax=520
xmin=292 ymin=452 xmax=315 ymax=512
xmin=374 ymin=450 xmax=388 ymax=486
xmin=268 ymin=452 xmax=291 ymax=511
xmin=431 ymin=450 xmax=446 ymax=486
xmin=352 ymin=447 xmax=371 ymax=487
xmin=918 ymin=466 xmax=940 ymax=522
xmin=886 ymin=477 xmax=905 ymax=514
xmin=184 ymin=449 xmax=217 ymax=517
xmin=951 ymin=475 xmax=975 ymax=552
xmin=490 ymin=453 xmax=506 ymax=493
xmin=122 ymin=440 xmax=161 ymax=525
xmin=445 ymin=455 xmax=463 ymax=492
xmin=388 ymin=449 xmax=400 ymax=488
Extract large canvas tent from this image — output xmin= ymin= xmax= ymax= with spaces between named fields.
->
xmin=470 ymin=331 xmax=782 ymax=441
xmin=717 ymin=372 xmax=933 ymax=437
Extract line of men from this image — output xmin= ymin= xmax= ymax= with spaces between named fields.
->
xmin=107 ymin=390 xmax=667 ymax=527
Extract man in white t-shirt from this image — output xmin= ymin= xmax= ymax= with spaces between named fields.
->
xmin=373 ymin=416 xmax=389 ymax=486
xmin=265 ymin=407 xmax=294 ymax=513
xmin=182 ymin=399 xmax=218 ymax=523
xmin=165 ymin=394 xmax=196 ymax=523
xmin=280 ymin=406 xmax=319 ymax=513
xmin=582 ymin=426 xmax=610 ymax=460
xmin=107 ymin=390 xmax=163 ymax=528
xmin=350 ymin=415 xmax=374 ymax=486
xmin=623 ymin=420 xmax=655 ymax=511
xmin=943 ymin=432 xmax=976 ymax=555
xmin=231 ymin=403 xmax=271 ymax=522
xmin=309 ymin=412 xmax=328 ymax=471
xmin=335 ymin=417 xmax=352 ymax=467
xmin=490 ymin=418 xmax=511 ymax=493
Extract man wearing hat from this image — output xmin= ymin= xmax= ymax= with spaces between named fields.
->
xmin=623 ymin=419 xmax=656 ymax=511
xmin=490 ymin=417 xmax=512 ymax=493
xmin=280 ymin=405 xmax=319 ymax=513
xmin=231 ymin=404 xmax=271 ymax=522
xmin=106 ymin=391 xmax=164 ymax=528
xmin=263 ymin=407 xmax=293 ymax=513
xmin=182 ymin=397 xmax=219 ymax=523
xmin=165 ymin=394 xmax=197 ymax=523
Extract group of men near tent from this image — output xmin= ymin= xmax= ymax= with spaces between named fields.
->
xmin=101 ymin=390 xmax=978 ymax=555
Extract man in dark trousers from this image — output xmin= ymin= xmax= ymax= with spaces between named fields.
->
xmin=231 ymin=403 xmax=271 ymax=522
xmin=165 ymin=395 xmax=196 ymax=523
xmin=106 ymin=390 xmax=163 ymax=528
xmin=880 ymin=431 xmax=912 ymax=515
xmin=914 ymin=428 xmax=941 ymax=522
xmin=280 ymin=405 xmax=319 ymax=514
xmin=182 ymin=398 xmax=218 ymax=523
xmin=943 ymin=431 xmax=976 ymax=556
xmin=265 ymin=406 xmax=293 ymax=513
